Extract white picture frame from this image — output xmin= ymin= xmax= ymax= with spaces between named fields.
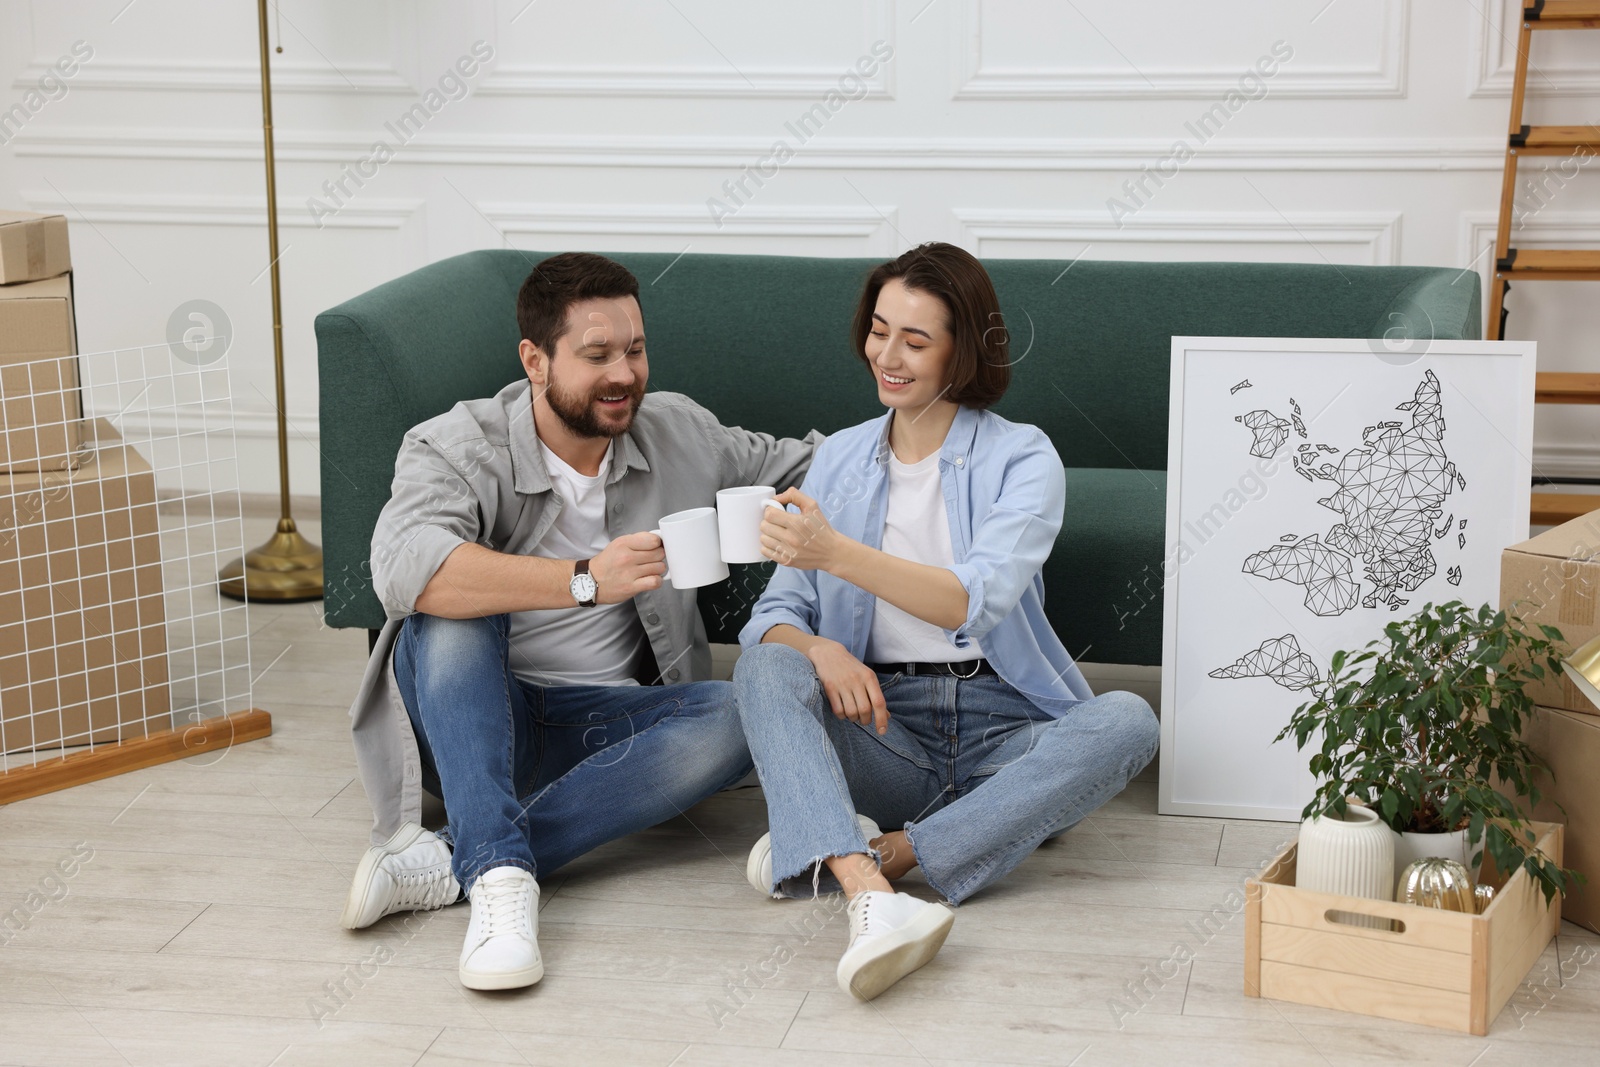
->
xmin=1158 ymin=336 xmax=1536 ymax=821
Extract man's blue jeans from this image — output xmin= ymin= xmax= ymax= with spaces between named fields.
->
xmin=394 ymin=613 xmax=753 ymax=892
xmin=734 ymin=643 xmax=1161 ymax=904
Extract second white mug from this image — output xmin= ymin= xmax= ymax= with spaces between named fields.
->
xmin=716 ymin=485 xmax=783 ymax=564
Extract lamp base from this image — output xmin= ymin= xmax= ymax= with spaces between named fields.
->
xmin=219 ymin=517 xmax=324 ymax=602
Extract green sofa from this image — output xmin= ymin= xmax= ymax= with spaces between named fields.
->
xmin=315 ymin=250 xmax=1481 ymax=666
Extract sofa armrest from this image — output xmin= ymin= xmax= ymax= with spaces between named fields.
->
xmin=1371 ymin=269 xmax=1483 ymax=346
xmin=314 ymin=250 xmax=530 ymax=629
xmin=316 ymin=310 xmax=414 ymax=631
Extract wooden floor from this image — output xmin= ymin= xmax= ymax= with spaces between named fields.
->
xmin=3 ymin=527 xmax=1599 ymax=1065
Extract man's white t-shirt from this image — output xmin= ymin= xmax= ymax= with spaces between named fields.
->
xmin=506 ymin=440 xmax=651 ymax=687
xmin=865 ymin=449 xmax=982 ymax=664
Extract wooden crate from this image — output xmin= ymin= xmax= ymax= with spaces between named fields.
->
xmin=1244 ymin=822 xmax=1562 ymax=1035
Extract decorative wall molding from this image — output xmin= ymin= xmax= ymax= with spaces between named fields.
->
xmin=1460 ymin=212 xmax=1505 ymax=312
xmin=12 ymin=59 xmax=413 ymax=94
xmin=14 ymin=16 xmax=894 ymax=99
xmin=9 ymin=127 xmax=1507 ymax=172
xmin=954 ymin=0 xmax=1409 ymax=99
xmin=476 ymin=65 xmax=893 ymax=98
xmin=954 ymin=209 xmax=1404 ymax=265
xmin=478 ymin=202 xmax=897 ymax=246
xmin=96 ymin=407 xmax=320 ymax=443
xmin=19 ymin=192 xmax=424 ymax=231
xmin=1469 ymin=0 xmax=1600 ymax=97
xmin=479 ymin=0 xmax=894 ymax=98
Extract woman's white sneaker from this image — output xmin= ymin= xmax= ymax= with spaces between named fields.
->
xmin=340 ymin=822 xmax=460 ymax=931
xmin=746 ymin=814 xmax=882 ymax=896
xmin=459 ymin=866 xmax=543 ymax=991
xmin=836 ymin=890 xmax=953 ymax=1001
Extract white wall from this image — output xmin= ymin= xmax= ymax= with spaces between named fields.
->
xmin=1 ymin=0 xmax=1596 ymax=502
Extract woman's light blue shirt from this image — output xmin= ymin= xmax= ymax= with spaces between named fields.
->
xmin=739 ymin=404 xmax=1095 ymax=716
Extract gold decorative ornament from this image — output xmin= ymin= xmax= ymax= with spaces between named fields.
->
xmin=1474 ymin=882 xmax=1496 ymax=913
xmin=1397 ymin=857 xmax=1477 ymax=912
xmin=1563 ymin=631 xmax=1600 ymax=712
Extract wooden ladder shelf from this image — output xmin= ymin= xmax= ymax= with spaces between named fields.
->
xmin=1489 ymin=1 xmax=1600 ymax=522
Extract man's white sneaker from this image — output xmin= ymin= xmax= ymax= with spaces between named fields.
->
xmin=340 ymin=822 xmax=460 ymax=931
xmin=745 ymin=814 xmax=882 ymax=897
xmin=459 ymin=866 xmax=543 ymax=991
xmin=836 ymin=890 xmax=954 ymax=1001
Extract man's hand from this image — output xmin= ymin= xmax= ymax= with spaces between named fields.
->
xmin=761 ymin=487 xmax=847 ymax=572
xmin=805 ymin=638 xmax=889 ymax=735
xmin=588 ymin=531 xmax=667 ymax=604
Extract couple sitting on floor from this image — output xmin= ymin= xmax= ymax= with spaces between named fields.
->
xmin=340 ymin=243 xmax=1160 ymax=1001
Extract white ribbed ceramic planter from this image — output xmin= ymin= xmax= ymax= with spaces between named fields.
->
xmin=1296 ymin=804 xmax=1395 ymax=928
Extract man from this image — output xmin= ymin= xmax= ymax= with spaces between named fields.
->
xmin=341 ymin=252 xmax=818 ymax=991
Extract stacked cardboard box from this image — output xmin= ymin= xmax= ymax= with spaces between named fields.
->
xmin=0 ymin=212 xmax=171 ymax=753
xmin=1521 ymin=707 xmax=1599 ymax=933
xmin=1499 ymin=512 xmax=1600 ymax=715
xmin=0 ymin=210 xmax=70 ymax=284
xmin=0 ymin=421 xmax=171 ymax=750
xmin=1501 ymin=514 xmax=1600 ymax=932
xmin=0 ymin=212 xmax=81 ymax=474
xmin=1 ymin=274 xmax=83 ymax=473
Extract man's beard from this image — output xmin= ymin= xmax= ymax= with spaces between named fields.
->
xmin=545 ymin=371 xmax=643 ymax=439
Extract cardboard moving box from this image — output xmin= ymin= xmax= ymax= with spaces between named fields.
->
xmin=0 ymin=420 xmax=169 ymax=752
xmin=1500 ymin=513 xmax=1600 ymax=715
xmin=0 ymin=211 xmax=70 ymax=285
xmin=1524 ymin=705 xmax=1600 ymax=934
xmin=0 ymin=274 xmax=82 ymax=474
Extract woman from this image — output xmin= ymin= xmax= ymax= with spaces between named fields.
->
xmin=734 ymin=242 xmax=1160 ymax=1002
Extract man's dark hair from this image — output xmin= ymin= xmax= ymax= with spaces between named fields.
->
xmin=516 ymin=253 xmax=641 ymax=356
xmin=850 ymin=242 xmax=1011 ymax=409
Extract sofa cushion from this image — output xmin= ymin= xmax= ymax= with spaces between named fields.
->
xmin=1051 ymin=467 xmax=1168 ymax=667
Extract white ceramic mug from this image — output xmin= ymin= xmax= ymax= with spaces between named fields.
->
xmin=715 ymin=485 xmax=784 ymax=564
xmin=651 ymin=507 xmax=730 ymax=589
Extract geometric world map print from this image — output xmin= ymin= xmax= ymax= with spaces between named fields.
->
xmin=1213 ymin=369 xmax=1466 ymax=690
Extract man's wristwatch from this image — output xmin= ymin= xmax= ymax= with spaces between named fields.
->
xmin=570 ymin=559 xmax=598 ymax=607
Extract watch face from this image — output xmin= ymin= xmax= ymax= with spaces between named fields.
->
xmin=571 ymin=572 xmax=598 ymax=603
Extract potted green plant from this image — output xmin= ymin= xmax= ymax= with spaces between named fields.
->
xmin=1276 ymin=600 xmax=1579 ymax=904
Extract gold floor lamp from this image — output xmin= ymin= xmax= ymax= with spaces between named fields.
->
xmin=220 ymin=0 xmax=323 ymax=601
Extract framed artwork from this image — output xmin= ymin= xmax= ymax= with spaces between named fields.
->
xmin=1158 ymin=336 xmax=1537 ymax=820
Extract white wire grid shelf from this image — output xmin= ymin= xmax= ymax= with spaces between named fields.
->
xmin=0 ymin=342 xmax=253 ymax=770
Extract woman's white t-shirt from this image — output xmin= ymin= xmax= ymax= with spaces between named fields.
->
xmin=864 ymin=449 xmax=983 ymax=664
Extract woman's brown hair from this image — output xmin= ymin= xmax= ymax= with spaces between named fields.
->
xmin=850 ymin=242 xmax=1010 ymax=408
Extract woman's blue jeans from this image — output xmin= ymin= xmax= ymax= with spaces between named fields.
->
xmin=394 ymin=613 xmax=753 ymax=893
xmin=733 ymin=643 xmax=1160 ymax=904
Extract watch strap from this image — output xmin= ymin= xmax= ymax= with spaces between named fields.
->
xmin=572 ymin=558 xmax=597 ymax=607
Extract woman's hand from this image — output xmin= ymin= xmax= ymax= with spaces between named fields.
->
xmin=805 ymin=638 xmax=889 ymax=735
xmin=761 ymin=488 xmax=848 ymax=572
